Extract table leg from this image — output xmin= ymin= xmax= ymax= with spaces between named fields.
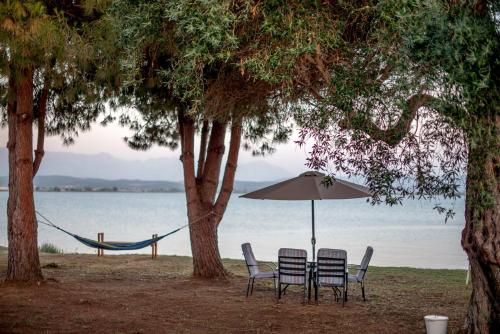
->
xmin=308 ymin=267 xmax=312 ymax=301
xmin=314 ymin=279 xmax=318 ymax=303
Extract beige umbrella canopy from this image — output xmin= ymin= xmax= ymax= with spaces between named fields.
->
xmin=240 ymin=171 xmax=372 ymax=261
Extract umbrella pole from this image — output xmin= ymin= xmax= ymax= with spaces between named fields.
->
xmin=311 ymin=200 xmax=316 ymax=262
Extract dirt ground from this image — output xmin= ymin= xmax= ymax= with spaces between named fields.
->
xmin=0 ymin=249 xmax=470 ymax=333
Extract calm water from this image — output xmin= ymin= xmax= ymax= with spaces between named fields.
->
xmin=0 ymin=192 xmax=467 ymax=269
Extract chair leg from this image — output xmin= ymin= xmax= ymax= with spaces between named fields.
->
xmin=314 ymin=281 xmax=318 ymax=303
xmin=361 ymin=281 xmax=366 ymax=301
xmin=250 ymin=278 xmax=255 ymax=295
xmin=273 ymin=276 xmax=277 ymax=297
xmin=278 ymin=282 xmax=282 ymax=299
xmin=246 ymin=278 xmax=251 ymax=297
xmin=342 ymin=285 xmax=345 ymax=307
xmin=345 ymin=279 xmax=348 ymax=302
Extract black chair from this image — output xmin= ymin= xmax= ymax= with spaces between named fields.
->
xmin=241 ymin=243 xmax=277 ymax=297
xmin=277 ymin=248 xmax=308 ymax=302
xmin=347 ymin=246 xmax=373 ymax=301
xmin=315 ymin=248 xmax=347 ymax=306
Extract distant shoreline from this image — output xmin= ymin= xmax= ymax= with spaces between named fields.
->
xmin=0 ymin=188 xmax=466 ymax=196
xmin=0 ymin=188 xmax=255 ymax=194
xmin=0 ymin=187 xmax=185 ymax=193
xmin=34 ymin=187 xmax=185 ymax=193
xmin=0 ymin=175 xmax=276 ymax=194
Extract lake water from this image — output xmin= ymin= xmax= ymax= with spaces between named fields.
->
xmin=0 ymin=192 xmax=468 ymax=269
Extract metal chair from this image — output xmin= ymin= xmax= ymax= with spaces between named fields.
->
xmin=347 ymin=246 xmax=373 ymax=301
xmin=315 ymin=248 xmax=347 ymax=306
xmin=241 ymin=243 xmax=277 ymax=297
xmin=278 ymin=248 xmax=308 ymax=302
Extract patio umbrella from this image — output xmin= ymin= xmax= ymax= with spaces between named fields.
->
xmin=240 ymin=171 xmax=372 ymax=262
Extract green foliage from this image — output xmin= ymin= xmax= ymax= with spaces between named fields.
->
xmin=108 ymin=0 xmax=386 ymax=157
xmin=0 ymin=1 xmax=119 ymax=143
xmin=164 ymin=0 xmax=241 ymax=103
xmin=294 ymin=0 xmax=498 ymax=213
xmin=395 ymin=1 xmax=498 ymax=216
xmin=1 ymin=0 xmax=491 ymax=216
xmin=39 ymin=242 xmax=63 ymax=254
xmin=108 ymin=0 xmax=301 ymax=154
xmin=110 ymin=0 xmax=242 ymax=108
xmin=239 ymin=1 xmax=364 ymax=89
xmin=395 ymin=0 xmax=498 ymax=129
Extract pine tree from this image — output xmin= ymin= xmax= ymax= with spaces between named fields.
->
xmin=0 ymin=0 xmax=116 ymax=281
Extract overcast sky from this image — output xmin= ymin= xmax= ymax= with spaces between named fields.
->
xmin=0 ymin=120 xmax=312 ymax=175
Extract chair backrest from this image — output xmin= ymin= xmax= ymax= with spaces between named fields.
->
xmin=316 ymin=248 xmax=347 ymax=286
xmin=242 ymin=243 xmax=259 ymax=276
xmin=356 ymin=246 xmax=374 ymax=281
xmin=278 ymin=248 xmax=307 ymax=285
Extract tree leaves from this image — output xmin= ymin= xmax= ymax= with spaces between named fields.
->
xmin=296 ymin=0 xmax=498 ymax=218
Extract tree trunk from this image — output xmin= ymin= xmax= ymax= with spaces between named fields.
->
xmin=6 ymin=69 xmax=43 ymax=282
xmin=7 ymin=74 xmax=17 ymax=254
xmin=181 ymin=117 xmax=228 ymax=278
xmin=187 ymin=204 xmax=226 ymax=278
xmin=461 ymin=115 xmax=500 ymax=333
xmin=179 ymin=112 xmax=241 ymax=278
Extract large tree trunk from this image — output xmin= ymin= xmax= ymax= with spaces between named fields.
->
xmin=461 ymin=115 xmax=500 ymax=333
xmin=178 ymin=111 xmax=241 ymax=278
xmin=187 ymin=204 xmax=226 ymax=277
xmin=6 ymin=69 xmax=43 ymax=282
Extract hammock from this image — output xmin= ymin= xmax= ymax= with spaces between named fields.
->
xmin=36 ymin=211 xmax=188 ymax=251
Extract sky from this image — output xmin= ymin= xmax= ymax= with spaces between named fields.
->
xmin=0 ymin=119 xmax=313 ymax=176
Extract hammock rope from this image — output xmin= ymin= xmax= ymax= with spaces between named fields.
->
xmin=35 ymin=210 xmax=217 ymax=251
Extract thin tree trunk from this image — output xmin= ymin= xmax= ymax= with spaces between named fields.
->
xmin=6 ymin=69 xmax=43 ymax=282
xmin=197 ymin=120 xmax=209 ymax=178
xmin=33 ymin=84 xmax=48 ymax=177
xmin=461 ymin=115 xmax=500 ymax=333
xmin=200 ymin=121 xmax=226 ymax=200
xmin=215 ymin=122 xmax=242 ymax=218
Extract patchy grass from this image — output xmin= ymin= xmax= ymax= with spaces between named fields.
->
xmin=39 ymin=243 xmax=63 ymax=254
xmin=0 ymin=252 xmax=470 ymax=333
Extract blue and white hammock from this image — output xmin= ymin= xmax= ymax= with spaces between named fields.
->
xmin=36 ymin=211 xmax=188 ymax=251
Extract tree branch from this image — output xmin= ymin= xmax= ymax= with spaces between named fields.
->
xmin=201 ymin=121 xmax=227 ymax=202
xmin=196 ymin=120 xmax=210 ymax=178
xmin=374 ymin=64 xmax=393 ymax=85
xmin=215 ymin=121 xmax=242 ymax=221
xmin=178 ymin=110 xmax=199 ymax=205
xmin=339 ymin=93 xmax=434 ymax=146
xmin=33 ymin=85 xmax=49 ymax=177
xmin=304 ymin=44 xmax=331 ymax=83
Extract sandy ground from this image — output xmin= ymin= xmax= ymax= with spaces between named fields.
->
xmin=0 ymin=249 xmax=470 ymax=333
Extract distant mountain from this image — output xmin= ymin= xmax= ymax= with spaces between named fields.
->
xmin=0 ymin=149 xmax=293 ymax=182
xmin=0 ymin=149 xmax=182 ymax=181
xmin=0 ymin=175 xmax=275 ymax=193
xmin=235 ymin=160 xmax=294 ymax=182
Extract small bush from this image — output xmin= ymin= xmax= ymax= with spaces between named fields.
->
xmin=39 ymin=243 xmax=63 ymax=254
